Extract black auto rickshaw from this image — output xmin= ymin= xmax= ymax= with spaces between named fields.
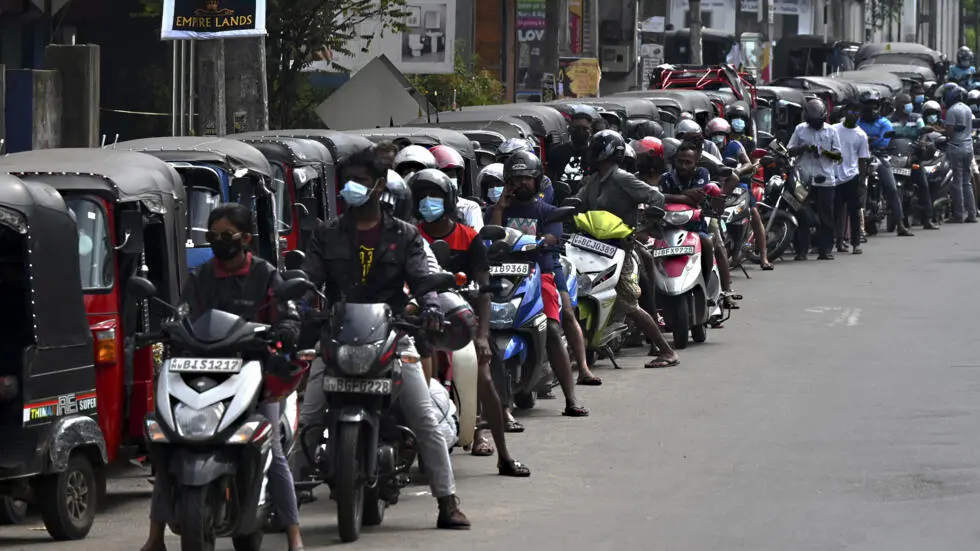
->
xmin=769 ymin=76 xmax=860 ymax=115
xmin=612 ymin=92 xmax=682 ymax=136
xmin=856 ymin=63 xmax=939 ymax=95
xmin=547 ymin=100 xmax=625 ymax=131
xmin=756 ymin=86 xmax=807 ymax=145
xmin=414 ymin=116 xmax=536 ymax=165
xmin=116 ymin=137 xmax=280 ymax=270
xmin=0 ymin=150 xmax=187 ymax=540
xmin=228 ymin=134 xmax=334 ymax=254
xmin=854 ymin=42 xmax=947 ymax=81
xmin=771 ymin=35 xmax=858 ymax=79
xmin=833 ymin=70 xmax=903 ymax=106
xmin=613 ymin=89 xmax=715 ymax=128
xmin=346 ymin=127 xmax=479 ymax=196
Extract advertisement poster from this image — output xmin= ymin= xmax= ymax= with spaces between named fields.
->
xmin=161 ymin=0 xmax=267 ymax=40
xmin=557 ymin=57 xmax=601 ymax=98
xmin=517 ymin=0 xmax=546 ymax=95
xmin=568 ymin=0 xmax=582 ymax=55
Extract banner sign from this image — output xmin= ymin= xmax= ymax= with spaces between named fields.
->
xmin=557 ymin=57 xmax=601 ymax=98
xmin=161 ymin=0 xmax=267 ymax=40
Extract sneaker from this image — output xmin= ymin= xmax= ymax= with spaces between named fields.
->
xmin=967 ymin=218 xmax=978 ymax=224
xmin=836 ymin=241 xmax=849 ymax=253
xmin=437 ymin=496 xmax=471 ymax=530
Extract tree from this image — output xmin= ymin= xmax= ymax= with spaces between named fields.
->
xmin=409 ymin=47 xmax=506 ymax=112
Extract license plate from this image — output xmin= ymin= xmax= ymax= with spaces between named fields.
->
xmin=893 ymin=167 xmax=911 ymax=176
xmin=652 ymin=246 xmax=696 ymax=258
xmin=569 ymin=234 xmax=617 ymax=258
xmin=781 ymin=190 xmax=802 ymax=210
xmin=489 ymin=263 xmax=530 ymax=276
xmin=324 ymin=376 xmax=392 ymax=395
xmin=170 ymin=358 xmax=243 ymax=374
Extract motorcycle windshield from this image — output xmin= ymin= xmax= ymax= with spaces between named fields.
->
xmin=573 ymin=211 xmax=633 ymax=240
xmin=185 ymin=309 xmax=265 ymax=344
xmin=334 ymin=303 xmax=392 ymax=345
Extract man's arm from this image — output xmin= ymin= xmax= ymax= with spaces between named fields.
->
xmin=301 ymin=223 xmax=331 ymax=287
xmin=404 ymin=231 xmax=441 ymax=312
xmin=821 ymin=128 xmax=843 ymax=161
xmin=620 ymin=170 xmax=666 ymax=206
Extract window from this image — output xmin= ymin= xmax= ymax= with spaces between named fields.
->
xmin=755 ymin=107 xmax=773 ymax=134
xmin=65 ymin=198 xmax=113 ymax=290
xmin=186 ymin=187 xmax=222 ymax=246
xmin=272 ymin=164 xmax=292 ymax=234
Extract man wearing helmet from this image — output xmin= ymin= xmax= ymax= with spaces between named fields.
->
xmin=950 ymin=46 xmax=976 ymax=88
xmin=429 ymin=145 xmax=484 ymax=230
xmin=487 ymin=150 xmax=590 ymax=417
xmin=939 ymin=83 xmax=978 ymax=222
xmin=496 ymin=138 xmax=556 ymax=204
xmin=549 ymin=105 xmax=601 ymax=194
xmin=725 ymin=103 xmax=753 ymax=150
xmin=410 ymin=169 xmax=531 ymax=477
xmin=859 ymin=90 xmax=915 ymax=236
xmin=676 ymin=118 xmax=723 ymax=160
xmin=301 ymin=146 xmax=471 ymax=529
xmin=577 ymin=130 xmax=681 ymax=368
xmin=478 ymin=162 xmax=506 ymax=204
xmin=788 ymin=99 xmax=843 ymax=260
xmin=889 ymin=94 xmax=939 ymax=230
xmin=394 ymin=144 xmax=438 ymax=180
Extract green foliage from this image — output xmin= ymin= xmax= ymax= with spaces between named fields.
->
xmin=408 ymin=47 xmax=506 ymax=111
xmin=865 ymin=0 xmax=904 ymax=30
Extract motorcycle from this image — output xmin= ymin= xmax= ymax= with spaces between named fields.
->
xmin=129 ymin=276 xmax=311 ymax=551
xmin=719 ymin=186 xmax=754 ymax=276
xmin=750 ymin=142 xmax=800 ymax=261
xmin=651 ymin=184 xmax=729 ymax=349
xmin=891 ymin=133 xmax=952 ymax=228
xmin=297 ymin=270 xmax=460 ymax=543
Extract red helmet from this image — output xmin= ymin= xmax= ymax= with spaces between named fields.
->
xmin=632 ymin=137 xmax=664 ymax=158
xmin=429 ymin=145 xmax=465 ymax=170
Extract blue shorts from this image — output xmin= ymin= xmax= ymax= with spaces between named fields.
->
xmin=739 ymin=183 xmax=758 ymax=208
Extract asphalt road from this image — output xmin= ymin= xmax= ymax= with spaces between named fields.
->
xmin=4 ymin=224 xmax=980 ymax=551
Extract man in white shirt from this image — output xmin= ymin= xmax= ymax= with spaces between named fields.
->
xmin=833 ymin=102 xmax=870 ymax=255
xmin=787 ymin=99 xmax=843 ymax=260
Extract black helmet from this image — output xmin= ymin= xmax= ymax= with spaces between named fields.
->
xmin=803 ymin=98 xmax=828 ymax=123
xmin=725 ymin=102 xmax=750 ymax=121
xmin=830 ymin=104 xmax=846 ymax=124
xmin=859 ymin=89 xmax=882 ymax=106
xmin=567 ymin=103 xmax=600 ymax=122
xmin=958 ymin=45 xmax=974 ymax=67
xmin=587 ymin=129 xmax=627 ymax=165
xmin=503 ymin=150 xmax=543 ymax=186
xmin=496 ymin=137 xmax=533 ymax=163
xmin=939 ymin=82 xmax=967 ymax=107
xmin=662 ymin=137 xmax=682 ymax=161
xmin=409 ymin=168 xmax=457 ymax=214
xmin=629 ymin=120 xmax=665 ymax=140
xmin=431 ymin=291 xmax=477 ymax=351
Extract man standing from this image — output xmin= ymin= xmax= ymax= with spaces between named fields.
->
xmin=834 ymin=102 xmax=870 ymax=254
xmin=788 ymin=99 xmax=842 ymax=260
xmin=940 ymin=84 xmax=978 ymax=223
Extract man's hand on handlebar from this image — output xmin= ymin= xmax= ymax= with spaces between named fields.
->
xmin=420 ymin=305 xmax=445 ymax=332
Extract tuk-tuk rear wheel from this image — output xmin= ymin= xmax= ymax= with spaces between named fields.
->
xmin=0 ymin=497 xmax=27 ymax=525
xmin=39 ymin=453 xmax=97 ymax=540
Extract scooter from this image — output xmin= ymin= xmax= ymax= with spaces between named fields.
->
xmin=651 ymin=184 xmax=729 ymax=349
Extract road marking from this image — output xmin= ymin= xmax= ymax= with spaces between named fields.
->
xmin=807 ymin=306 xmax=861 ymax=327
xmin=847 ymin=308 xmax=862 ymax=326
xmin=828 ymin=308 xmax=851 ymax=327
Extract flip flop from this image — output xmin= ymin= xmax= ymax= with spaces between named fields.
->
xmin=576 ymin=375 xmax=603 ymax=386
xmin=761 ymin=263 xmax=774 ymax=271
xmin=498 ymin=458 xmax=531 ymax=477
xmin=505 ymin=420 xmax=525 ymax=433
xmin=562 ymin=405 xmax=590 ymax=417
xmin=645 ymin=357 xmax=679 ymax=368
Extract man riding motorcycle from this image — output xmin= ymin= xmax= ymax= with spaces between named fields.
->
xmin=938 ymin=83 xmax=979 ymax=222
xmin=949 ymin=46 xmax=977 ymax=88
xmin=394 ymin=145 xmax=438 ymax=180
xmin=889 ymin=93 xmax=938 ymax=230
xmin=478 ymin=162 xmax=506 ymax=205
xmin=548 ymin=104 xmax=601 ymax=193
xmin=675 ymin=118 xmax=722 ymax=160
xmin=497 ymin=138 xmax=555 ymax=205
xmin=300 ymin=146 xmax=471 ymax=530
xmin=576 ymin=130 xmax=680 ymax=368
xmin=858 ymin=89 xmax=915 ymax=236
xmin=429 ymin=144 xmax=484 ymax=230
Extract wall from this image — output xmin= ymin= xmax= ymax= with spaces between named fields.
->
xmin=669 ymin=0 xmax=813 ymax=37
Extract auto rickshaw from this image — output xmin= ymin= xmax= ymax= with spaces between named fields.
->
xmin=657 ymin=29 xmax=736 ymax=66
xmin=228 ymin=134 xmax=333 ymax=255
xmin=548 ymin=101 xmax=625 ymax=131
xmin=771 ymin=35 xmax=859 ymax=79
xmin=116 ymin=137 xmax=279 ymax=269
xmin=416 ymin=117 xmax=537 ymax=163
xmin=346 ymin=127 xmax=479 ymax=196
xmin=855 ymin=63 xmax=939 ymax=95
xmin=854 ymin=42 xmax=947 ymax=80
xmin=756 ymin=86 xmax=807 ymax=145
xmin=833 ymin=70 xmax=903 ymax=98
xmin=769 ymin=76 xmax=860 ymax=115
xmin=613 ymin=89 xmax=715 ymax=128
xmin=0 ymin=150 xmax=187 ymax=539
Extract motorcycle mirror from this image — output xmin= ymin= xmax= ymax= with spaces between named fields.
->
xmin=276 ymin=278 xmax=314 ymax=301
xmin=722 ymin=157 xmax=739 ymax=168
xmin=283 ymin=250 xmax=306 ymax=271
xmin=718 ymin=166 xmax=735 ymax=178
xmin=429 ymin=240 xmax=452 ymax=269
xmin=560 ymin=197 xmax=583 ymax=210
xmin=761 ymin=155 xmax=776 ymax=166
xmin=127 ymin=277 xmax=158 ymax=299
xmin=415 ymin=271 xmax=457 ymax=296
xmin=478 ymin=225 xmax=507 ymax=241
xmin=282 ymin=269 xmax=310 ymax=281
xmin=543 ymin=206 xmax=577 ymax=225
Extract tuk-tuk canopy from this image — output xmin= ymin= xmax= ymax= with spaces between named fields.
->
xmin=347 ymin=127 xmax=477 ymax=161
xmin=756 ymin=86 xmax=809 ymax=107
xmin=417 ymin=104 xmax=570 ymax=145
xmin=228 ymin=133 xmax=331 ymax=166
xmin=832 ymin=70 xmax=904 ymax=97
xmin=116 ymin=137 xmax=272 ymax=179
xmin=772 ymin=35 xmax=858 ymax=78
xmin=855 ymin=62 xmax=938 ymax=87
xmin=0 ymin=149 xmax=183 ymax=210
xmin=556 ymin=97 xmax=660 ymax=121
xmin=854 ymin=43 xmax=946 ymax=70
xmin=769 ymin=76 xmax=860 ymax=105
xmin=0 ymin=175 xmax=93 ymax=352
xmin=613 ymin=89 xmax=714 ymax=117
xmin=251 ymin=130 xmax=375 ymax=165
xmin=547 ymin=101 xmax=625 ymax=131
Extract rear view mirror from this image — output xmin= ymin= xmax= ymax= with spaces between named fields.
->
xmin=282 ymin=269 xmax=309 ymax=281
xmin=560 ymin=197 xmax=583 ymax=209
xmin=757 ymin=131 xmax=775 ymax=145
xmin=718 ymin=167 xmax=735 ymax=178
xmin=544 ymin=206 xmax=577 ymax=224
xmin=429 ymin=240 xmax=452 ymax=270
xmin=284 ymin=250 xmax=306 ymax=271
xmin=414 ymin=271 xmax=457 ymax=296
xmin=722 ymin=157 xmax=739 ymax=168
xmin=478 ymin=225 xmax=507 ymax=241
xmin=127 ymin=276 xmax=158 ymax=299
xmin=276 ymin=278 xmax=314 ymax=301
xmin=115 ymin=209 xmax=144 ymax=254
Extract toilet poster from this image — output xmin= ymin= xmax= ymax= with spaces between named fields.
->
xmin=398 ymin=0 xmax=456 ymax=74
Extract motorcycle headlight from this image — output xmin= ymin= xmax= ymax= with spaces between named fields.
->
xmin=490 ymin=297 xmax=521 ymax=329
xmin=173 ymin=402 xmax=225 ymax=441
xmin=336 ymin=341 xmax=385 ymax=376
xmin=664 ymin=210 xmax=694 ymax=226
xmin=766 ymin=175 xmax=784 ymax=195
xmin=724 ymin=204 xmax=744 ymax=222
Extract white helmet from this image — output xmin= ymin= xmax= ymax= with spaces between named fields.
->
xmin=676 ymin=118 xmax=703 ymax=138
xmin=394 ymin=145 xmax=437 ymax=176
xmin=478 ymin=162 xmax=505 ymax=202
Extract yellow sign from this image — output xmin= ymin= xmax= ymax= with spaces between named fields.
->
xmin=559 ymin=57 xmax=602 ymax=98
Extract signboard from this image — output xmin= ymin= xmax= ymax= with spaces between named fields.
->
xmin=640 ymin=44 xmax=664 ymax=88
xmin=641 ymin=16 xmax=666 ymax=33
xmin=517 ymin=0 xmax=547 ymax=94
xmin=161 ymin=0 xmax=267 ymax=40
xmin=739 ymin=0 xmax=811 ymax=15
xmin=569 ymin=0 xmax=583 ymax=54
xmin=557 ymin=57 xmax=601 ymax=98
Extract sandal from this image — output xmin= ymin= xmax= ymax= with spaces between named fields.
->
xmin=471 ymin=429 xmax=495 ymax=456
xmin=645 ymin=356 xmax=679 ymax=368
xmin=761 ymin=263 xmax=774 ymax=271
xmin=576 ymin=375 xmax=603 ymax=386
xmin=498 ymin=458 xmax=531 ymax=477
xmin=505 ymin=419 xmax=525 ymax=433
xmin=562 ymin=405 xmax=590 ymax=417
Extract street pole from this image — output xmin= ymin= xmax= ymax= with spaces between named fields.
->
xmin=543 ymin=0 xmax=560 ymax=100
xmin=821 ymin=0 xmax=828 ymax=75
xmin=690 ymin=0 xmax=703 ymax=64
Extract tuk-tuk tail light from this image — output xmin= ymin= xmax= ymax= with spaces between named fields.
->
xmin=95 ymin=327 xmax=118 ymax=365
xmin=145 ymin=418 xmax=168 ymax=443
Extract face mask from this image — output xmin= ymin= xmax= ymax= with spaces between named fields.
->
xmin=515 ymin=187 xmax=536 ymax=201
xmin=211 ymin=239 xmax=243 ymax=262
xmin=487 ymin=185 xmax=504 ymax=203
xmin=807 ymin=119 xmax=824 ymax=130
xmin=417 ymin=197 xmax=445 ymax=222
xmin=904 ymin=103 xmax=914 ymax=114
xmin=448 ymin=177 xmax=459 ymax=191
xmin=711 ymin=135 xmax=726 ymax=145
xmin=340 ymin=181 xmax=372 ymax=207
xmin=571 ymin=127 xmax=590 ymax=146
xmin=915 ymin=95 xmax=925 ymax=104
xmin=926 ymin=114 xmax=939 ymax=124
xmin=844 ymin=117 xmax=858 ymax=128
xmin=731 ymin=118 xmax=746 ymax=133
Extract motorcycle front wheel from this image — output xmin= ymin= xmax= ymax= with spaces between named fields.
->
xmin=334 ymin=423 xmax=365 ymax=543
xmin=178 ymin=486 xmax=217 ymax=551
xmin=668 ymin=296 xmax=690 ymax=350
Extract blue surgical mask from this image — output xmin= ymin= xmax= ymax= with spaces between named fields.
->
xmin=711 ymin=134 xmax=726 ymax=145
xmin=904 ymin=103 xmax=913 ymax=113
xmin=731 ymin=118 xmax=746 ymax=133
xmin=488 ymin=185 xmax=504 ymax=203
xmin=926 ymin=114 xmax=939 ymax=124
xmin=340 ymin=180 xmax=372 ymax=207
xmin=914 ymin=94 xmax=925 ymax=104
xmin=418 ymin=197 xmax=445 ymax=222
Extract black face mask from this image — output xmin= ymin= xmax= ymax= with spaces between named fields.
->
xmin=211 ymin=239 xmax=243 ymax=261
xmin=806 ymin=119 xmax=824 ymax=130
xmin=515 ymin=187 xmax=536 ymax=201
xmin=571 ymin=127 xmax=590 ymax=147
xmin=862 ymin=107 xmax=878 ymax=119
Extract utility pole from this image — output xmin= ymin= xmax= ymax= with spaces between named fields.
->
xmin=690 ymin=0 xmax=703 ymax=64
xmin=821 ymin=0 xmax=828 ymax=75
xmin=224 ymin=38 xmax=269 ymax=133
xmin=542 ymin=0 xmax=561 ymax=100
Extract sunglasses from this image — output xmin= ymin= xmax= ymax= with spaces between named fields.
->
xmin=205 ymin=230 xmax=243 ymax=244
